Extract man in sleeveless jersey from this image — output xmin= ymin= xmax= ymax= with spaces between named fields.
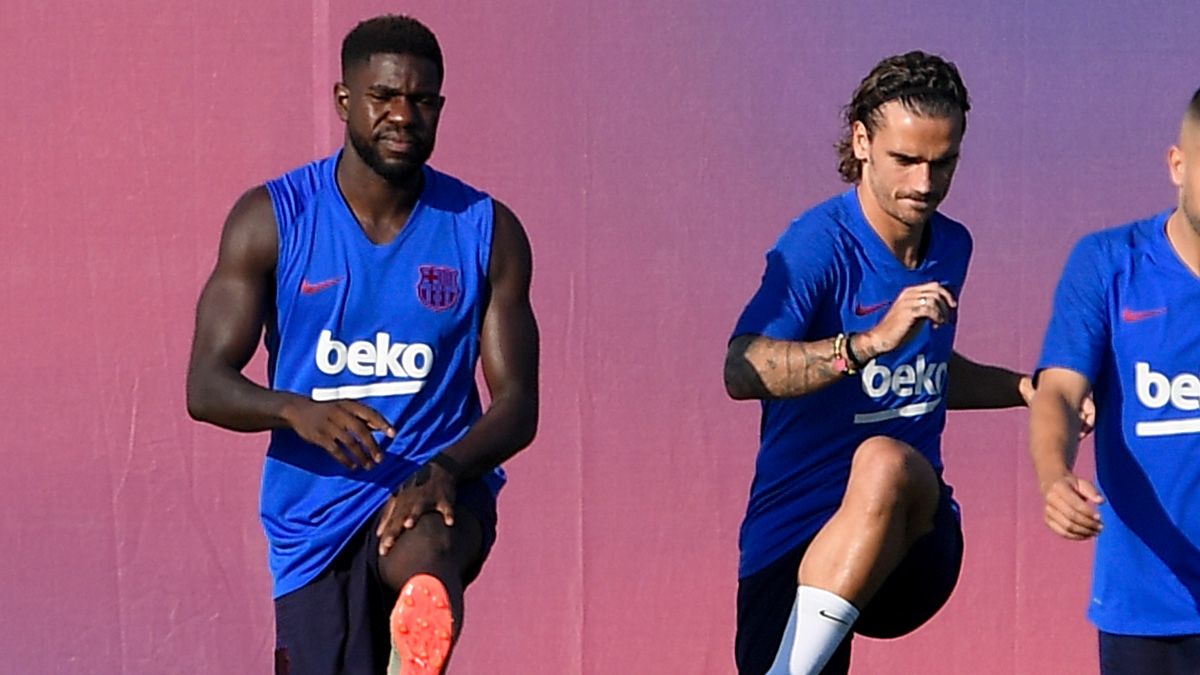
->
xmin=186 ymin=16 xmax=538 ymax=675
xmin=723 ymin=52 xmax=1061 ymax=675
xmin=1030 ymin=88 xmax=1200 ymax=674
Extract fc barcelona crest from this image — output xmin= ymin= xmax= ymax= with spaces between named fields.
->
xmin=416 ymin=265 xmax=461 ymax=311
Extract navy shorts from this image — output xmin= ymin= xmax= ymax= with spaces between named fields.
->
xmin=273 ymin=479 xmax=498 ymax=675
xmin=735 ymin=485 xmax=963 ymax=675
xmin=1100 ymin=631 xmax=1200 ymax=675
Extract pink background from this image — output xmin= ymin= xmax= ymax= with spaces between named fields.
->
xmin=2 ymin=1 xmax=1197 ymax=673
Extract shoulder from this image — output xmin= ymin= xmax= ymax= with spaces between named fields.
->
xmin=774 ymin=194 xmax=851 ymax=264
xmin=264 ymin=154 xmax=338 ymax=224
xmin=487 ymin=198 xmax=531 ymax=279
xmin=422 ymin=165 xmax=493 ymax=215
xmin=1069 ymin=219 xmax=1147 ymax=271
xmin=217 ymin=184 xmax=278 ymax=271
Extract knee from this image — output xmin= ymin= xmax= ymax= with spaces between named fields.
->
xmin=379 ymin=514 xmax=457 ymax=590
xmin=849 ymin=436 xmax=938 ymax=509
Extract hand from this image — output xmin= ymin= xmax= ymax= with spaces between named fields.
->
xmin=1040 ymin=473 xmax=1104 ymax=540
xmin=860 ymin=282 xmax=957 ymax=359
xmin=376 ymin=463 xmax=457 ymax=557
xmin=1018 ymin=375 xmax=1036 ymax=407
xmin=283 ymin=398 xmax=395 ymax=470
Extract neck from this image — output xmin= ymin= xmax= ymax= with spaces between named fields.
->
xmin=856 ymin=185 xmax=927 ymax=269
xmin=1166 ymin=205 xmax=1200 ymax=276
xmin=336 ymin=145 xmax=424 ymax=230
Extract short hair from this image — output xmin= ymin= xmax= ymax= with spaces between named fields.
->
xmin=341 ymin=15 xmax=444 ymax=83
xmin=835 ymin=51 xmax=971 ymax=183
xmin=1188 ymin=87 xmax=1200 ymax=121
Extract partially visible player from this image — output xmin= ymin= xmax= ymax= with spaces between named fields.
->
xmin=1030 ymin=87 xmax=1200 ymax=674
xmin=724 ymin=52 xmax=1038 ymax=675
xmin=186 ymin=15 xmax=538 ymax=675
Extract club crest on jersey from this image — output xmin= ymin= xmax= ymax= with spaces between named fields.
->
xmin=416 ymin=265 xmax=461 ymax=311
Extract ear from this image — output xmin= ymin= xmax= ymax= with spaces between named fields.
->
xmin=852 ymin=121 xmax=870 ymax=162
xmin=1168 ymin=145 xmax=1185 ymax=188
xmin=334 ymin=82 xmax=350 ymax=123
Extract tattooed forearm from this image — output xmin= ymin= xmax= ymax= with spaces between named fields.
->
xmin=724 ymin=334 xmax=845 ymax=400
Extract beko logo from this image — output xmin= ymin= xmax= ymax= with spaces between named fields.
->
xmin=310 ymin=330 xmax=434 ymax=401
xmin=1134 ymin=362 xmax=1200 ymax=437
xmin=854 ymin=355 xmax=947 ymax=425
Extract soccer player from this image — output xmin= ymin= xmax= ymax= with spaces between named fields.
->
xmin=186 ymin=15 xmax=538 ymax=675
xmin=1030 ymin=88 xmax=1200 ymax=674
xmin=724 ymin=52 xmax=1037 ymax=675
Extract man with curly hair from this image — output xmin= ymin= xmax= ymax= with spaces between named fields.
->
xmin=724 ymin=52 xmax=1049 ymax=674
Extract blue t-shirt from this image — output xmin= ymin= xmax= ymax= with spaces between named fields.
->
xmin=262 ymin=152 xmax=504 ymax=598
xmin=732 ymin=190 xmax=972 ymax=578
xmin=1037 ymin=209 xmax=1200 ymax=636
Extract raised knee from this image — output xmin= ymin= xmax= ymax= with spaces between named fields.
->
xmin=852 ymin=437 xmax=919 ymax=484
xmin=849 ymin=436 xmax=938 ymax=508
xmin=408 ymin=513 xmax=456 ymax=557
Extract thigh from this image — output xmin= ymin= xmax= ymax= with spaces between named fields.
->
xmin=735 ymin=541 xmax=852 ymax=675
xmin=855 ymin=485 xmax=964 ymax=639
xmin=374 ymin=478 xmax=499 ymax=590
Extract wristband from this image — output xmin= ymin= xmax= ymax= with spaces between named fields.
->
xmin=845 ymin=332 xmax=869 ymax=370
xmin=430 ymin=452 xmax=465 ymax=479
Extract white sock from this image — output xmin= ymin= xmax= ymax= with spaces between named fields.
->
xmin=765 ymin=585 xmax=859 ymax=675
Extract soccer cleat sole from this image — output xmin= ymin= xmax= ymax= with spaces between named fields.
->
xmin=389 ymin=574 xmax=454 ymax=675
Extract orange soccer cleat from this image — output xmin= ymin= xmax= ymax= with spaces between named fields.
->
xmin=388 ymin=574 xmax=455 ymax=675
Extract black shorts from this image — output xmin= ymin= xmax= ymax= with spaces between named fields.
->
xmin=1100 ymin=631 xmax=1200 ymax=675
xmin=735 ymin=485 xmax=963 ymax=675
xmin=273 ymin=479 xmax=498 ymax=675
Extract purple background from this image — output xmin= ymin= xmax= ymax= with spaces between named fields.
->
xmin=2 ymin=1 xmax=1197 ymax=672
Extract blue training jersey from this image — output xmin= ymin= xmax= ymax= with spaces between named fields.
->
xmin=262 ymin=152 xmax=504 ymax=598
xmin=1037 ymin=209 xmax=1200 ymax=636
xmin=732 ymin=190 xmax=972 ymax=578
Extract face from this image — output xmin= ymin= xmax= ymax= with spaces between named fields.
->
xmin=335 ymin=53 xmax=444 ymax=182
xmin=854 ymin=101 xmax=964 ymax=229
xmin=1169 ymin=117 xmax=1200 ymax=234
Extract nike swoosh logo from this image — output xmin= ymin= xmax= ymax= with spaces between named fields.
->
xmin=817 ymin=609 xmax=850 ymax=626
xmin=1122 ymin=307 xmax=1167 ymax=322
xmin=300 ymin=277 xmax=343 ymax=295
xmin=854 ymin=301 xmax=891 ymax=317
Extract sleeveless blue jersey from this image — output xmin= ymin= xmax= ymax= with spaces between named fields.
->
xmin=262 ymin=152 xmax=504 ymax=598
xmin=1038 ymin=210 xmax=1200 ymax=636
xmin=732 ymin=190 xmax=972 ymax=578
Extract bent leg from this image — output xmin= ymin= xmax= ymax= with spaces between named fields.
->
xmin=798 ymin=436 xmax=941 ymax=605
xmin=767 ymin=436 xmax=941 ymax=674
xmin=376 ymin=479 xmax=496 ymax=673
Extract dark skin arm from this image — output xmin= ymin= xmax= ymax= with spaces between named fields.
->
xmin=186 ymin=186 xmax=395 ymax=470
xmin=947 ymin=351 xmax=1034 ymax=410
xmin=946 ymin=353 xmax=1095 ymax=437
xmin=377 ymin=200 xmax=539 ymax=555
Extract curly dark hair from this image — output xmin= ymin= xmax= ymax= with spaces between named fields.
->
xmin=836 ymin=51 xmax=970 ymax=183
xmin=341 ymin=15 xmax=443 ymax=83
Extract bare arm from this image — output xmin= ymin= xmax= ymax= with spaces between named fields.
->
xmin=946 ymin=351 xmax=1034 ymax=410
xmin=186 ymin=186 xmax=295 ymax=429
xmin=724 ymin=281 xmax=957 ymax=400
xmin=433 ymin=200 xmax=540 ymax=478
xmin=724 ymin=333 xmax=844 ymax=399
xmin=185 ymin=187 xmax=393 ymax=469
xmin=1029 ymin=367 xmax=1103 ymax=539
